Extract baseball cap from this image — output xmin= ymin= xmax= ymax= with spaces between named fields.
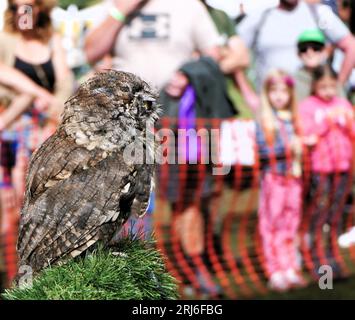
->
xmin=297 ymin=29 xmax=326 ymax=45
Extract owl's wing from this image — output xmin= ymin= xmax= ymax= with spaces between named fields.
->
xmin=24 ymin=131 xmax=108 ymax=203
xmin=129 ymin=164 xmax=155 ymax=218
xmin=18 ymin=151 xmax=136 ymax=272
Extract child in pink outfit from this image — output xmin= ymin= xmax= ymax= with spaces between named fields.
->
xmin=256 ymin=70 xmax=306 ymax=291
xmin=299 ymin=65 xmax=354 ymax=278
xmin=300 ymin=97 xmax=354 ymax=173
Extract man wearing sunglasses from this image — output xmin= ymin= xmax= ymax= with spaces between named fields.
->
xmin=238 ymin=0 xmax=355 ymax=92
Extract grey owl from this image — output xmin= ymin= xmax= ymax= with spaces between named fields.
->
xmin=17 ymin=70 xmax=159 ymax=275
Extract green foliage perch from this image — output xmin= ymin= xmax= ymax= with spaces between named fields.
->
xmin=2 ymin=237 xmax=179 ymax=300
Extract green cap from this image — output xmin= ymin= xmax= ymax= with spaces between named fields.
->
xmin=297 ymin=29 xmax=326 ymax=45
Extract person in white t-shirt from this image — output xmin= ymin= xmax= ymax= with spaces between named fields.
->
xmin=238 ymin=0 xmax=355 ymax=91
xmin=85 ymin=0 xmax=221 ymax=97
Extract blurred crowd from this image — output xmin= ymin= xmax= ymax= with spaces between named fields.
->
xmin=0 ymin=0 xmax=355 ymax=296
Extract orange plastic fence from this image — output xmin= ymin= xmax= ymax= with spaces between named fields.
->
xmin=153 ymin=117 xmax=355 ymax=299
xmin=0 ymin=116 xmax=354 ymax=299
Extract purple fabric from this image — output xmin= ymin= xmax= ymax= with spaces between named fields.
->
xmin=178 ymin=85 xmax=200 ymax=162
xmin=178 ymin=85 xmax=196 ymax=130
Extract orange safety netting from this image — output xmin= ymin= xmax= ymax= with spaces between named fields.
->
xmin=0 ymin=116 xmax=354 ymax=299
xmin=153 ymin=117 xmax=355 ymax=299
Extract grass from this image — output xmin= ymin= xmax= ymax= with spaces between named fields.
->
xmin=2 ymin=237 xmax=179 ymax=300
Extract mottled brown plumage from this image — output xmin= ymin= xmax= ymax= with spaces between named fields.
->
xmin=17 ymin=70 xmax=159 ymax=275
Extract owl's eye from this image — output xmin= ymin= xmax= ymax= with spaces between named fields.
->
xmin=132 ymin=83 xmax=143 ymax=93
xmin=145 ymin=101 xmax=153 ymax=109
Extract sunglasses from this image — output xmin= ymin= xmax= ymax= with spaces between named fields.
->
xmin=298 ymin=42 xmax=324 ymax=54
xmin=9 ymin=3 xmax=34 ymax=12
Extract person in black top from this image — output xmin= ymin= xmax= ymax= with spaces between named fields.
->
xmin=0 ymin=0 xmax=73 ymax=286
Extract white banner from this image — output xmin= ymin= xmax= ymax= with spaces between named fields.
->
xmin=219 ymin=119 xmax=256 ymax=166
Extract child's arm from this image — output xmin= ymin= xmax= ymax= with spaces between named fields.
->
xmin=301 ymin=135 xmax=319 ymax=147
xmin=234 ymin=70 xmax=260 ymax=113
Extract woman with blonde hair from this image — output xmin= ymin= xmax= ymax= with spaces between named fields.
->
xmin=256 ymin=69 xmax=306 ymax=291
xmin=0 ymin=0 xmax=73 ymax=283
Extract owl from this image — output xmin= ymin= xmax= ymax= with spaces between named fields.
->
xmin=16 ymin=70 xmax=160 ymax=275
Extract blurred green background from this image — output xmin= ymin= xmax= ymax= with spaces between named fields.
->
xmin=58 ymin=0 xmax=99 ymax=9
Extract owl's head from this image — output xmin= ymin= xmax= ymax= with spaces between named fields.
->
xmin=61 ymin=70 xmax=160 ymax=151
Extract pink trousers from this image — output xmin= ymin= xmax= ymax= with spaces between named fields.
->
xmin=258 ymin=172 xmax=302 ymax=276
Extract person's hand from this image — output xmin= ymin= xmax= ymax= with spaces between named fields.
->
xmin=113 ymin=0 xmax=146 ymax=16
xmin=34 ymin=91 xmax=55 ymax=113
xmin=291 ymin=136 xmax=303 ymax=156
xmin=328 ymin=106 xmax=350 ymax=117
xmin=339 ymin=108 xmax=354 ymax=127
xmin=303 ymin=135 xmax=318 ymax=146
xmin=47 ymin=97 xmax=64 ymax=123
xmin=327 ymin=107 xmax=354 ymax=126
xmin=219 ymin=36 xmax=250 ymax=74
xmin=165 ymin=72 xmax=189 ymax=98
xmin=34 ymin=97 xmax=49 ymax=112
xmin=342 ymin=108 xmax=354 ymax=121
